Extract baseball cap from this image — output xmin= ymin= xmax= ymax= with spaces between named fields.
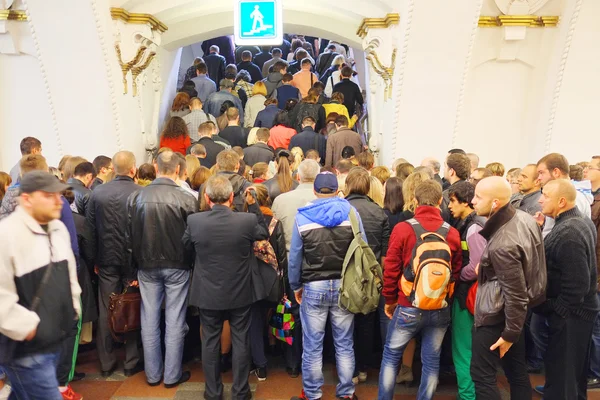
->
xmin=219 ymin=79 xmax=235 ymax=89
xmin=314 ymin=172 xmax=338 ymax=194
xmin=20 ymin=171 xmax=71 ymax=194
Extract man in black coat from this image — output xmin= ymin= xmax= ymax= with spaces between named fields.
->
xmin=203 ymin=45 xmax=227 ymax=87
xmin=332 ymin=66 xmax=364 ymax=116
xmin=534 ymin=179 xmax=600 ymax=399
xmin=86 ymin=151 xmax=143 ymax=377
xmin=289 ymin=116 xmax=327 ymax=163
xmin=127 ymin=150 xmax=199 ymax=388
xmin=194 ymin=121 xmax=226 ymax=168
xmin=243 ymin=128 xmax=274 ymax=166
xmin=67 ymin=161 xmax=95 ymax=215
xmin=183 ymin=175 xmax=269 ymax=400
xmin=237 ymin=50 xmax=263 ymax=83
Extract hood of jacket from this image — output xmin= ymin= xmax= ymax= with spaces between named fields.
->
xmin=298 ymin=197 xmax=350 ymax=228
xmin=266 ymin=72 xmax=283 ymax=84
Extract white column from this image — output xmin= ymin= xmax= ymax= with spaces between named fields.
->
xmin=385 ymin=0 xmax=484 ymax=167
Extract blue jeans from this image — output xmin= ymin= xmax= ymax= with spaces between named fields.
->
xmin=378 ymin=305 xmax=451 ymax=400
xmin=530 ymin=313 xmax=549 ymax=364
xmin=300 ymin=280 xmax=355 ymax=400
xmin=139 ymin=268 xmax=191 ymax=385
xmin=590 ymin=293 xmax=600 ymax=379
xmin=378 ymin=295 xmax=391 ymax=346
xmin=2 ymin=351 xmax=62 ymax=400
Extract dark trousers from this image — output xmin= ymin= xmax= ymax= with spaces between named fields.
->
xmin=544 ymin=313 xmax=595 ymax=400
xmin=283 ymin=304 xmax=302 ymax=370
xmin=199 ymin=306 xmax=252 ymax=400
xmin=250 ymin=302 xmax=268 ymax=368
xmin=97 ymin=266 xmax=141 ymax=371
xmin=354 ymin=311 xmax=375 ymax=371
xmin=471 ymin=323 xmax=531 ymax=400
xmin=57 ymin=319 xmax=79 ymax=386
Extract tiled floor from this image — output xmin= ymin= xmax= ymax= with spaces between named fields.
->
xmin=71 ymin=349 xmax=600 ymax=400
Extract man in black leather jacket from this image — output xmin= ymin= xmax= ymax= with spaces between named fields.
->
xmin=86 ymin=151 xmax=143 ymax=378
xmin=127 ymin=150 xmax=198 ymax=388
xmin=67 ymin=161 xmax=95 ymax=215
xmin=470 ymin=176 xmax=546 ymax=400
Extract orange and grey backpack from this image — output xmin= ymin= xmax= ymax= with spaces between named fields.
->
xmin=400 ymin=219 xmax=454 ymax=310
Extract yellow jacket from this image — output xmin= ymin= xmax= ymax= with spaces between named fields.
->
xmin=322 ymin=102 xmax=357 ymax=128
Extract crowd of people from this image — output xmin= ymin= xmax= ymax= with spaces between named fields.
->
xmin=1 ymin=36 xmax=600 ymax=400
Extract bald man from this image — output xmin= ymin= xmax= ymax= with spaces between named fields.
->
xmin=467 ymin=153 xmax=479 ymax=173
xmin=470 ymin=176 xmax=546 ymax=400
xmin=531 ymin=180 xmax=600 ymax=399
xmin=86 ymin=151 xmax=144 ymax=377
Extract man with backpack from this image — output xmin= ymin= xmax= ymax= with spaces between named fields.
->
xmin=288 ymin=172 xmax=367 ymax=400
xmin=447 ymin=181 xmax=487 ymax=400
xmin=378 ymin=180 xmax=462 ymax=400
xmin=470 ymin=176 xmax=546 ymax=400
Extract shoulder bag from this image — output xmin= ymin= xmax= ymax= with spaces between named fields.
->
xmin=108 ymin=285 xmax=141 ymax=343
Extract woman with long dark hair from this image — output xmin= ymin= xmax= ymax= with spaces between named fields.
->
xmin=263 ymin=149 xmax=298 ymax=201
xmin=159 ymin=116 xmax=191 ymax=155
xmin=383 ymin=177 xmax=405 ymax=230
xmin=170 ymin=92 xmax=191 ymax=118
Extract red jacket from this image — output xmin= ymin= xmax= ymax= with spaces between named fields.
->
xmin=383 ymin=205 xmax=463 ymax=306
xmin=159 ymin=135 xmax=191 ymax=156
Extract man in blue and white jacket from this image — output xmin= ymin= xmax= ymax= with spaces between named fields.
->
xmin=289 ymin=172 xmax=366 ymax=400
xmin=0 ymin=171 xmax=81 ymax=399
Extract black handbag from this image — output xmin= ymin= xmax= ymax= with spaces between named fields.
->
xmin=0 ymin=239 xmax=56 ymax=364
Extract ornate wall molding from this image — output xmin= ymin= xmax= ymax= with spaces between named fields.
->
xmin=110 ymin=8 xmax=168 ymax=33
xmin=478 ymin=15 xmax=559 ymax=27
xmin=365 ymin=45 xmax=397 ymax=101
xmin=452 ymin=0 xmax=484 ymax=148
xmin=91 ymin=0 xmax=122 ymax=150
xmin=545 ymin=0 xmax=583 ymax=153
xmin=0 ymin=10 xmax=26 ymax=20
xmin=391 ymin=1 xmax=414 ymax=160
xmin=357 ymin=13 xmax=399 ymax=38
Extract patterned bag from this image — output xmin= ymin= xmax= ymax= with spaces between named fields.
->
xmin=253 ymin=218 xmax=279 ymax=270
xmin=269 ymin=299 xmax=295 ymax=345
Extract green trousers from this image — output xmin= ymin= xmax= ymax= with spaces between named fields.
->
xmin=452 ymin=300 xmax=476 ymax=400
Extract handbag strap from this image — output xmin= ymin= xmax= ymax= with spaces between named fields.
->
xmin=28 ymin=233 xmax=56 ymax=312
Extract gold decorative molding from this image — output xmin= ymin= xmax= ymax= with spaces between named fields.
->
xmin=110 ymin=7 xmax=168 ymax=33
xmin=131 ymin=52 xmax=156 ymax=96
xmin=357 ymin=13 xmax=400 ymax=38
xmin=0 ymin=10 xmax=27 ymax=21
xmin=478 ymin=15 xmax=559 ymax=27
xmin=115 ymin=43 xmax=147 ymax=95
xmin=366 ymin=48 xmax=397 ymax=101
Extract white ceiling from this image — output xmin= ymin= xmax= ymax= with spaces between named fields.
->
xmin=111 ymin=0 xmax=398 ymax=49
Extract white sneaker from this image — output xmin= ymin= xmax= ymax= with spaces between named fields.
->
xmin=0 ymin=384 xmax=11 ymax=400
xmin=358 ymin=371 xmax=367 ymax=383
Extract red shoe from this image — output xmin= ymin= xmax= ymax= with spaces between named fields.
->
xmin=290 ymin=391 xmax=320 ymax=400
xmin=61 ymin=385 xmax=83 ymax=400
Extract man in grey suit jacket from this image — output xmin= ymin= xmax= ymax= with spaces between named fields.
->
xmin=183 ymin=175 xmax=268 ymax=400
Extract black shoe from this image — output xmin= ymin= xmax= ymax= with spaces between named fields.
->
xmin=253 ymin=367 xmax=267 ymax=381
xmin=220 ymin=353 xmax=232 ymax=373
xmin=147 ymin=380 xmax=161 ymax=387
xmin=71 ymin=371 xmax=85 ymax=382
xmin=588 ymin=377 xmax=600 ymax=389
xmin=164 ymin=371 xmax=191 ymax=389
xmin=336 ymin=395 xmax=358 ymax=400
xmin=286 ymin=367 xmax=300 ymax=378
xmin=101 ymin=366 xmax=117 ymax=378
xmin=124 ymin=362 xmax=144 ymax=377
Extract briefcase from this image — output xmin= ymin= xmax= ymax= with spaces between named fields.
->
xmin=108 ymin=286 xmax=141 ymax=343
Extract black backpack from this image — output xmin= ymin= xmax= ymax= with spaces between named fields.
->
xmin=294 ymin=104 xmax=319 ymax=132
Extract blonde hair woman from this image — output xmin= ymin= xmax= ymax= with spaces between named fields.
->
xmin=244 ymin=81 xmax=268 ymax=128
xmin=185 ymin=155 xmax=200 ymax=179
xmin=368 ymin=176 xmax=385 ymax=207
xmin=402 ymin=169 xmax=433 ymax=214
